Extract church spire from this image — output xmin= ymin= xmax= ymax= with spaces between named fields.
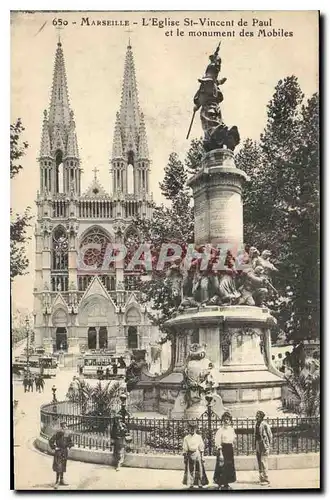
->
xmin=111 ymin=43 xmax=150 ymax=197
xmin=48 ymin=41 xmax=71 ymax=131
xmin=112 ymin=112 xmax=124 ymax=159
xmin=119 ymin=42 xmax=140 ymax=146
xmin=66 ymin=110 xmax=79 ymax=158
xmin=138 ymin=112 xmax=149 ymax=160
xmin=40 ymin=109 xmax=51 ymax=157
xmin=39 ymin=40 xmax=81 ymax=196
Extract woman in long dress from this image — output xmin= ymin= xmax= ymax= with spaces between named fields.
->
xmin=213 ymin=411 xmax=237 ymax=490
xmin=182 ymin=422 xmax=209 ymax=489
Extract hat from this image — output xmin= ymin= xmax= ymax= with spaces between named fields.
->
xmin=189 ymin=343 xmax=205 ymax=356
xmin=256 ymin=410 xmax=265 ymax=419
xmin=221 ymin=411 xmax=232 ymax=423
xmin=188 ymin=421 xmax=198 ymax=429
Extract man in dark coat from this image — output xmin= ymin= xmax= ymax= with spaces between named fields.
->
xmin=111 ymin=415 xmax=128 ymax=471
xmin=49 ymin=421 xmax=73 ymax=488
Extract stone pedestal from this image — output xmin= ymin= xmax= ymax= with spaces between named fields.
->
xmin=164 ymin=305 xmax=284 ymax=418
xmin=133 ymin=148 xmax=284 ymax=418
xmin=187 ymin=149 xmax=248 ymax=248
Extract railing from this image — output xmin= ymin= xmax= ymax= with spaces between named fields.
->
xmin=40 ymin=401 xmax=320 ymax=456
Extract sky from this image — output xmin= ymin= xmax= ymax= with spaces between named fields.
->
xmin=10 ymin=10 xmax=319 ymax=312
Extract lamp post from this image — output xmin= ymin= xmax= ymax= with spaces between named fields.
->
xmin=52 ymin=385 xmax=57 ymax=403
xmin=25 ymin=316 xmax=30 ymax=371
xmin=205 ymin=392 xmax=214 ymax=456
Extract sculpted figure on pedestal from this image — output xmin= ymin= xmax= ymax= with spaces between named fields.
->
xmin=165 ymin=258 xmax=184 ymax=308
xmin=190 ymin=43 xmax=240 ymax=152
xmin=183 ymin=343 xmax=218 ymax=409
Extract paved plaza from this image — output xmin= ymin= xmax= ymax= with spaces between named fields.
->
xmin=13 ymin=367 xmax=320 ymax=491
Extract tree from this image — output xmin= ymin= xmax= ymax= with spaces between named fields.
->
xmin=184 ymin=137 xmax=204 ymax=175
xmin=236 ymin=77 xmax=319 ymax=342
xmin=10 ymin=118 xmax=28 ymax=178
xmin=11 ymin=308 xmax=33 ymax=345
xmin=134 ymin=78 xmax=319 ymax=343
xmin=134 ymin=145 xmax=196 ymax=326
xmin=10 ymin=119 xmax=32 ymax=280
xmin=284 ymin=364 xmax=320 ymax=417
xmin=159 ymin=152 xmax=187 ymax=200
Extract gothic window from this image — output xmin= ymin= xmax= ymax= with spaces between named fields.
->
xmin=126 ymin=307 xmax=141 ymax=325
xmin=124 ymin=275 xmax=142 ymax=290
xmin=79 ymin=227 xmax=112 ymax=270
xmin=51 ymin=226 xmax=69 ymax=292
xmin=55 ymin=150 xmax=64 ymax=193
xmin=78 ymin=275 xmax=92 ymax=292
xmin=52 ymin=226 xmax=68 ymax=270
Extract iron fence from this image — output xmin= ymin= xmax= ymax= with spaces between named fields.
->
xmin=40 ymin=401 xmax=320 ymax=457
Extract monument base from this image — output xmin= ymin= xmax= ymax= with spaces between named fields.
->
xmin=130 ymin=306 xmax=285 ymax=418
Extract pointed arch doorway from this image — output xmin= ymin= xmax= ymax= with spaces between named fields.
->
xmin=87 ymin=326 xmax=108 ymax=350
xmin=56 ymin=327 xmax=68 ymax=351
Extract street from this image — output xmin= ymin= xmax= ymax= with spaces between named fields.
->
xmin=13 ymin=367 xmax=320 ymax=490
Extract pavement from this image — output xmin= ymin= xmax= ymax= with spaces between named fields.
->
xmin=13 ymin=366 xmax=320 ymax=491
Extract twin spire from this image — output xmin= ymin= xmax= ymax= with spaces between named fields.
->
xmin=39 ymin=41 xmax=79 ymax=160
xmin=112 ymin=43 xmax=149 ymax=161
xmin=40 ymin=40 xmax=150 ymax=196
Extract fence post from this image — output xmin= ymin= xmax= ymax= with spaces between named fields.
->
xmin=205 ymin=394 xmax=213 ymax=456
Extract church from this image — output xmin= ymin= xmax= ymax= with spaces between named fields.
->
xmin=33 ymin=39 xmax=159 ymax=355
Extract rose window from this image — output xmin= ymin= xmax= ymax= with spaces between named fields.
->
xmin=80 ymin=228 xmax=112 ymax=269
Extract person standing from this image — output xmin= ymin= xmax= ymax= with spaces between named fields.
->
xmin=48 ymin=421 xmax=73 ymax=489
xmin=213 ymin=411 xmax=237 ymax=490
xmin=254 ymin=410 xmax=272 ymax=486
xmin=182 ymin=422 xmax=209 ymax=489
xmin=111 ymin=415 xmax=129 ymax=471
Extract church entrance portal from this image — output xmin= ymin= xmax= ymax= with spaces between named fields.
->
xmin=99 ymin=326 xmax=108 ymax=349
xmin=55 ymin=327 xmax=68 ymax=351
xmin=128 ymin=326 xmax=138 ymax=349
xmin=88 ymin=326 xmax=108 ymax=350
xmin=88 ymin=327 xmax=97 ymax=350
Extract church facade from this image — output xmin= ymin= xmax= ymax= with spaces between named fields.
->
xmin=33 ymin=40 xmax=159 ymax=355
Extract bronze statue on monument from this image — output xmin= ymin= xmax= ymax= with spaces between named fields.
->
xmin=187 ymin=43 xmax=240 ymax=152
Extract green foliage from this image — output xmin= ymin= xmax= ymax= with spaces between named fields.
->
xmin=10 ymin=118 xmax=32 ymax=281
xmin=159 ymin=152 xmax=187 ymax=201
xmin=66 ymin=379 xmax=123 ymax=416
xmin=236 ymin=78 xmax=319 ymax=341
xmin=184 ymin=137 xmax=205 ymax=174
xmin=134 ymin=144 xmax=197 ymax=326
xmin=66 ymin=379 xmax=93 ymax=414
xmin=11 ymin=309 xmax=33 ymax=346
xmin=91 ymin=381 xmax=122 ymax=415
xmin=284 ymin=363 xmax=320 ymax=417
xmin=10 ymin=118 xmax=28 ymax=178
xmin=135 ymin=78 xmax=319 ymax=343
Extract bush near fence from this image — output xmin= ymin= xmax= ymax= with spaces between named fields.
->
xmin=40 ymin=401 xmax=320 ymax=457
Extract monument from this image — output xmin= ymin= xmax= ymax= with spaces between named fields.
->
xmin=130 ymin=44 xmax=284 ymax=418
